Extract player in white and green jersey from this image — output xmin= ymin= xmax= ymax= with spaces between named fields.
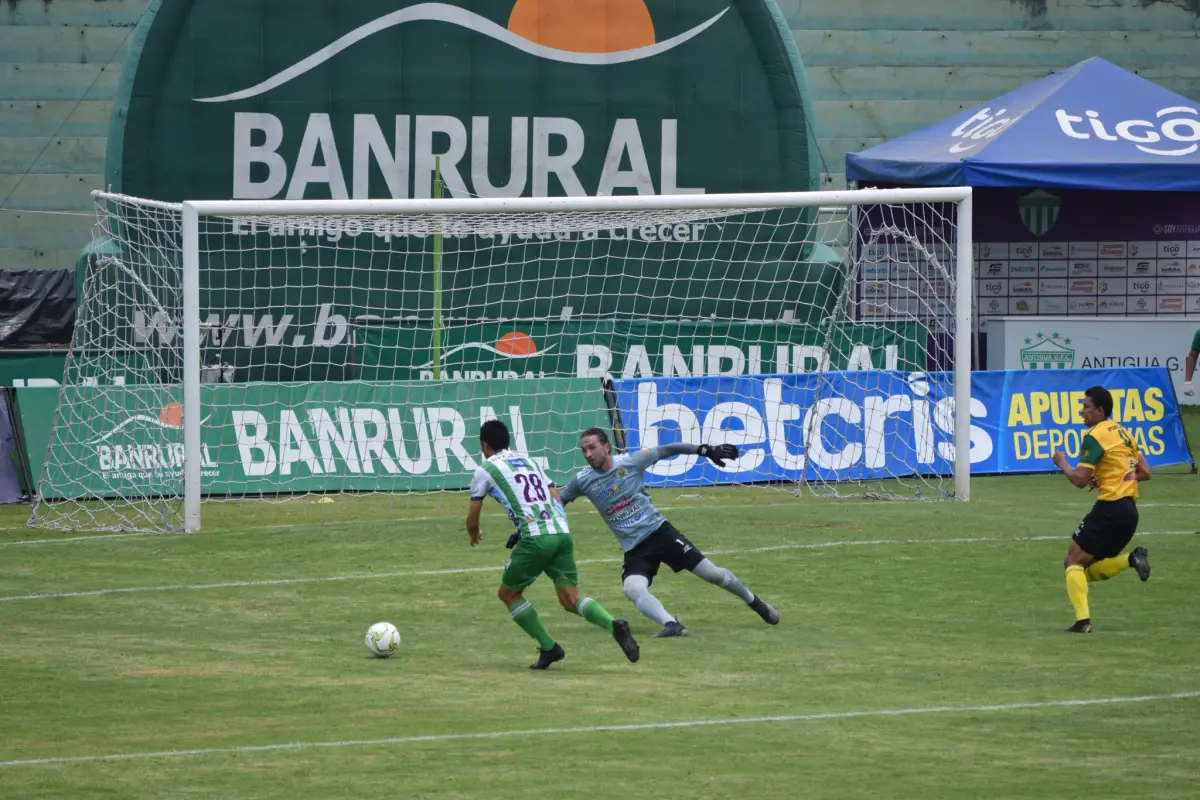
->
xmin=465 ymin=420 xmax=639 ymax=670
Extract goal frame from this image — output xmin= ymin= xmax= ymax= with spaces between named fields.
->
xmin=179 ymin=186 xmax=974 ymax=531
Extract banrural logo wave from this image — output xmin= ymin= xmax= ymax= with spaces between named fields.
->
xmin=87 ymin=402 xmax=218 ymax=476
xmin=196 ymin=2 xmax=730 ymax=102
xmin=414 ymin=331 xmax=554 ymax=371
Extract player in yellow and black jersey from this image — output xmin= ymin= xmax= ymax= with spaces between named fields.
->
xmin=1052 ymin=386 xmax=1153 ymax=633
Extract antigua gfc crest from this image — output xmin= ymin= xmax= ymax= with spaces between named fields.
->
xmin=1017 ymin=189 xmax=1063 ymax=237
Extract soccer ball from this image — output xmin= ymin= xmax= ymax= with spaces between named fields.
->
xmin=364 ymin=622 xmax=401 ymax=658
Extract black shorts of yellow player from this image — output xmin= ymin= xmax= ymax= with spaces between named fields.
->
xmin=1071 ymin=497 xmax=1138 ymax=560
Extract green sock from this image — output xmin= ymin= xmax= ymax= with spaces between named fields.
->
xmin=508 ymin=599 xmax=556 ymax=650
xmin=576 ymin=596 xmax=615 ymax=633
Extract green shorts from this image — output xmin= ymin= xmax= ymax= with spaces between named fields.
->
xmin=501 ymin=533 xmax=579 ymax=592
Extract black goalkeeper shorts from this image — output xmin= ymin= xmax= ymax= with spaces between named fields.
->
xmin=1072 ymin=498 xmax=1138 ymax=560
xmin=621 ymin=521 xmax=706 ymax=585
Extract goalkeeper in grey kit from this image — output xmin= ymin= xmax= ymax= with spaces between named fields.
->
xmin=542 ymin=427 xmax=779 ymax=637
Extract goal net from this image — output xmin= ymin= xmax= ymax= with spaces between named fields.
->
xmin=29 ymin=188 xmax=971 ymax=533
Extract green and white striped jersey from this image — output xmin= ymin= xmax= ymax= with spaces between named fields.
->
xmin=470 ymin=450 xmax=570 ymax=539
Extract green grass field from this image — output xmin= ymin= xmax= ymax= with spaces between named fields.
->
xmin=2 ymin=440 xmax=1199 ymax=797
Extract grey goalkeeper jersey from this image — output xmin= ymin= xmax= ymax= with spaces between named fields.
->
xmin=559 ymin=447 xmax=668 ymax=551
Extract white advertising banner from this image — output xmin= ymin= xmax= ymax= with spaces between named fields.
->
xmin=988 ymin=317 xmax=1200 ymax=405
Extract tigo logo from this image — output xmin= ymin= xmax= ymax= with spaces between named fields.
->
xmin=948 ymin=107 xmax=1025 ymax=153
xmin=1055 ymin=107 xmax=1200 ymax=157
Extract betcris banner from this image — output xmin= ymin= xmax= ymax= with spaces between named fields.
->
xmin=611 ymin=367 xmax=1190 ymax=486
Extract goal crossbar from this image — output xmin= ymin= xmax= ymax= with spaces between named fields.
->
xmin=181 ymin=187 xmax=973 ymax=218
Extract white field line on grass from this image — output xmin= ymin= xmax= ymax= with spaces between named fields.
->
xmin=0 ymin=496 xmax=1128 ymax=546
xmin=0 ymin=501 xmax=812 ymax=544
xmin=1 ymin=530 xmax=1195 ymax=604
xmin=1 ymin=690 xmax=1196 ymax=769
xmin=0 ymin=510 xmax=520 ymax=543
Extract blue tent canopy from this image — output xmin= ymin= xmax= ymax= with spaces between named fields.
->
xmin=846 ymin=58 xmax=1200 ymax=191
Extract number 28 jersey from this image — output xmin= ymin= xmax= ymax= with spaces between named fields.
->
xmin=470 ymin=449 xmax=569 ymax=539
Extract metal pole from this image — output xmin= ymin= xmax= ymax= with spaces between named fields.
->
xmin=181 ymin=203 xmax=202 ymax=531
xmin=953 ymin=191 xmax=974 ymax=501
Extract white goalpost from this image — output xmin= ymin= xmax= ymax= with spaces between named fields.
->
xmin=30 ymin=187 xmax=973 ymax=533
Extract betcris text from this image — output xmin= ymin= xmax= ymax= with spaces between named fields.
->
xmin=614 ymin=372 xmax=991 ymax=485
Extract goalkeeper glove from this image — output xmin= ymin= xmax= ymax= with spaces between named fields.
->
xmin=697 ymin=443 xmax=739 ymax=467
xmin=506 ymin=532 xmax=520 ymax=549
xmin=1185 ymin=381 xmax=1194 ymax=396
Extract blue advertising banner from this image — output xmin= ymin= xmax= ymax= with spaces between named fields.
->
xmin=976 ymin=368 xmax=1190 ymax=474
xmin=610 ymin=367 xmax=1190 ymax=486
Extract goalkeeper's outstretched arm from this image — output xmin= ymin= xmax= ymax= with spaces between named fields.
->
xmin=650 ymin=442 xmax=740 ymax=467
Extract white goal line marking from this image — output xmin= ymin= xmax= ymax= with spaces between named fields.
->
xmin=1 ymin=690 xmax=1196 ymax=769
xmin=6 ymin=489 xmax=1192 ymax=543
xmin=1 ymin=509 xmax=521 ymax=543
xmin=1 ymin=530 xmax=1194 ymax=604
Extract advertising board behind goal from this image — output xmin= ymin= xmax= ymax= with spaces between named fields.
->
xmin=23 ymin=378 xmax=610 ymax=500
xmin=611 ymin=366 xmax=1191 ymax=486
xmin=20 ymin=368 xmax=1188 ymax=501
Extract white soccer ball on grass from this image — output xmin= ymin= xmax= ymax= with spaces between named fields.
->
xmin=364 ymin=622 xmax=401 ymax=658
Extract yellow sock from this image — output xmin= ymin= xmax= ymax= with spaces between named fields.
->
xmin=1086 ymin=555 xmax=1129 ymax=583
xmin=1065 ymin=565 xmax=1090 ymax=621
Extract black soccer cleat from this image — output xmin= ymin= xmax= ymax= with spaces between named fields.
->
xmin=653 ymin=620 xmax=688 ymax=638
xmin=612 ymin=619 xmax=640 ymax=663
xmin=1065 ymin=619 xmax=1093 ymax=633
xmin=749 ymin=596 xmax=780 ymax=625
xmin=1129 ymin=547 xmax=1151 ymax=582
xmin=528 ymin=643 xmax=565 ymax=670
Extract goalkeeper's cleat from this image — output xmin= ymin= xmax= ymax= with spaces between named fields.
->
xmin=528 ymin=643 xmax=565 ymax=670
xmin=750 ymin=596 xmax=780 ymax=625
xmin=612 ymin=619 xmax=640 ymax=663
xmin=1129 ymin=547 xmax=1151 ymax=582
xmin=1065 ymin=619 xmax=1093 ymax=634
xmin=653 ymin=620 xmax=688 ymax=638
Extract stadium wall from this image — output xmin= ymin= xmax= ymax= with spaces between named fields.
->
xmin=0 ymin=0 xmax=1197 ymax=271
